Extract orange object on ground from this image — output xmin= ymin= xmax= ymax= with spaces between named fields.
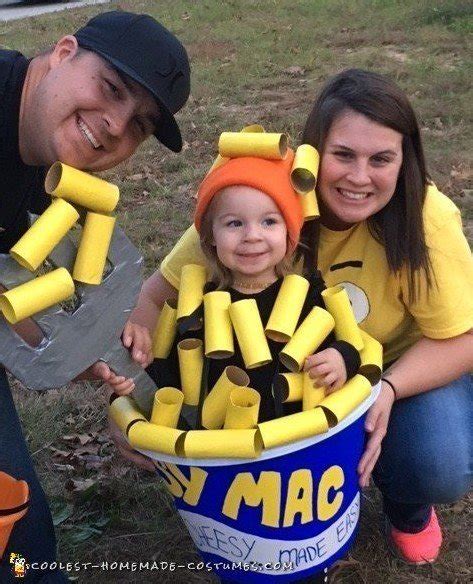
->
xmin=0 ymin=472 xmax=29 ymax=559
xmin=387 ymin=507 xmax=442 ymax=565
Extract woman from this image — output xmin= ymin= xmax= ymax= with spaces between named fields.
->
xmin=104 ymin=69 xmax=472 ymax=566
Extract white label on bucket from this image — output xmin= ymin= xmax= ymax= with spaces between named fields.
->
xmin=179 ymin=491 xmax=360 ymax=575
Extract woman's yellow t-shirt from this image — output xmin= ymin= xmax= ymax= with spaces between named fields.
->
xmin=160 ymin=186 xmax=473 ymax=363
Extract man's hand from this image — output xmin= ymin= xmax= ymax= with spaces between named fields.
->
xmin=357 ymin=381 xmax=395 ymax=487
xmin=304 ymin=347 xmax=347 ymax=393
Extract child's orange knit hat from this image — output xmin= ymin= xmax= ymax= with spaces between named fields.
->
xmin=194 ymin=149 xmax=304 ymax=249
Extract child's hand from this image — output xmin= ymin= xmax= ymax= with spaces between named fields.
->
xmin=304 ymin=348 xmax=347 ymax=393
xmin=86 ymin=322 xmax=152 ymax=396
xmin=122 ymin=320 xmax=154 ymax=368
xmin=106 ymin=371 xmax=135 ymax=396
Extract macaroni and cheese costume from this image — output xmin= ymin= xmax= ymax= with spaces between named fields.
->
xmin=130 ymin=134 xmax=381 ymax=583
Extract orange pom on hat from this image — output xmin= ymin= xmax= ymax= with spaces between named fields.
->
xmin=195 ymin=149 xmax=304 ymax=249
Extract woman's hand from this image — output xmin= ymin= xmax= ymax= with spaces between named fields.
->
xmin=108 ymin=417 xmax=155 ymax=472
xmin=357 ymin=380 xmax=395 ymax=488
xmin=303 ymin=348 xmax=347 ymax=393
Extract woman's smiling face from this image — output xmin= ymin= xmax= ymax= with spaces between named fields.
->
xmin=317 ymin=109 xmax=403 ymax=230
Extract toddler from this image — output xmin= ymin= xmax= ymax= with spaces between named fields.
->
xmin=109 ymin=145 xmax=361 ymax=421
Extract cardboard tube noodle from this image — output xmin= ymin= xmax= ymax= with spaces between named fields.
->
xmin=0 ymin=267 xmax=74 ymax=324
xmin=109 ymin=395 xmax=146 ymax=434
xmin=229 ymin=299 xmax=272 ymax=369
xmin=265 ymin=274 xmax=309 ymax=342
xmin=10 ymin=199 xmax=79 ymax=271
xmin=224 ymin=386 xmax=261 ymax=429
xmin=178 ymin=338 xmax=204 ymax=406
xmin=273 ymin=372 xmax=304 ymax=403
xmin=280 ymin=307 xmax=335 ymax=372
xmin=358 ymin=329 xmax=383 ymax=384
xmin=218 ymin=132 xmax=287 ymax=159
xmin=128 ymin=421 xmax=185 ymax=456
xmin=319 ymin=375 xmax=371 ymax=427
xmin=302 ymin=371 xmax=325 ymax=410
xmin=291 ymin=144 xmax=320 ymax=194
xmin=183 ymin=429 xmax=263 ymax=459
xmin=300 ymin=190 xmax=320 ymax=221
xmin=204 ymin=291 xmax=234 ymax=358
xmin=322 ymin=285 xmax=364 ymax=351
xmin=152 ymin=299 xmax=178 ymax=359
xmin=207 ymin=124 xmax=265 ymax=175
xmin=202 ymin=366 xmax=250 ymax=429
xmin=73 ymin=212 xmax=116 ymax=285
xmin=45 ymin=162 xmax=119 ymax=213
xmin=151 ymin=387 xmax=184 ymax=428
xmin=176 ymin=264 xmax=207 ymax=325
xmin=258 ymin=408 xmax=328 ymax=449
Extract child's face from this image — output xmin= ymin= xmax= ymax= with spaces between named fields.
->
xmin=211 ymin=186 xmax=288 ymax=283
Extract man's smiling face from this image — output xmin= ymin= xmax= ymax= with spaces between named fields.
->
xmin=27 ymin=36 xmax=160 ymax=171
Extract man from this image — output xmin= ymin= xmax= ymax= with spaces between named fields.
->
xmin=0 ymin=11 xmax=190 ymax=582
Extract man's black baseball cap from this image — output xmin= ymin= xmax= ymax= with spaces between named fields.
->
xmin=74 ymin=11 xmax=190 ymax=152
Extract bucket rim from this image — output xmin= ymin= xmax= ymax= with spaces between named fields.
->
xmin=137 ymin=381 xmax=381 ymax=467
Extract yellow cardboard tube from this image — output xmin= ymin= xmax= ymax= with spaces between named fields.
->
xmin=241 ymin=124 xmax=266 ymax=133
xmin=45 ymin=162 xmax=119 ymax=213
xmin=224 ymin=387 xmax=261 ymax=429
xmin=177 ymin=339 xmax=204 ymax=406
xmin=273 ymin=372 xmax=304 ymax=403
xmin=201 ymin=366 xmax=250 ymax=429
xmin=176 ymin=264 xmax=207 ymax=327
xmin=321 ymin=285 xmax=364 ymax=351
xmin=10 ymin=199 xmax=79 ymax=271
xmin=128 ymin=421 xmax=185 ymax=456
xmin=150 ymin=387 xmax=184 ymax=428
xmin=291 ymin=144 xmax=320 ymax=194
xmin=73 ymin=212 xmax=116 ymax=285
xmin=183 ymin=429 xmax=263 ymax=459
xmin=258 ymin=408 xmax=328 ymax=449
xmin=207 ymin=124 xmax=265 ymax=174
xmin=204 ymin=291 xmax=234 ymax=358
xmin=318 ymin=374 xmax=372 ymax=427
xmin=265 ymin=274 xmax=309 ymax=342
xmin=229 ymin=299 xmax=272 ymax=369
xmin=152 ymin=299 xmax=178 ymax=358
xmin=300 ymin=190 xmax=320 ymax=221
xmin=218 ymin=132 xmax=288 ymax=159
xmin=109 ymin=395 xmax=146 ymax=434
xmin=0 ymin=267 xmax=74 ymax=324
xmin=302 ymin=371 xmax=326 ymax=410
xmin=358 ymin=329 xmax=383 ymax=384
xmin=280 ymin=307 xmax=335 ymax=372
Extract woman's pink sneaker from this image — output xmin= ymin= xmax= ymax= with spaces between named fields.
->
xmin=387 ymin=508 xmax=442 ymax=565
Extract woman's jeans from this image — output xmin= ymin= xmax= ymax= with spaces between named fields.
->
xmin=373 ymin=374 xmax=472 ymax=533
xmin=0 ymin=368 xmax=68 ymax=583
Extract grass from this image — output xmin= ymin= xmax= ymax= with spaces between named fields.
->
xmin=2 ymin=0 xmax=472 ymax=582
